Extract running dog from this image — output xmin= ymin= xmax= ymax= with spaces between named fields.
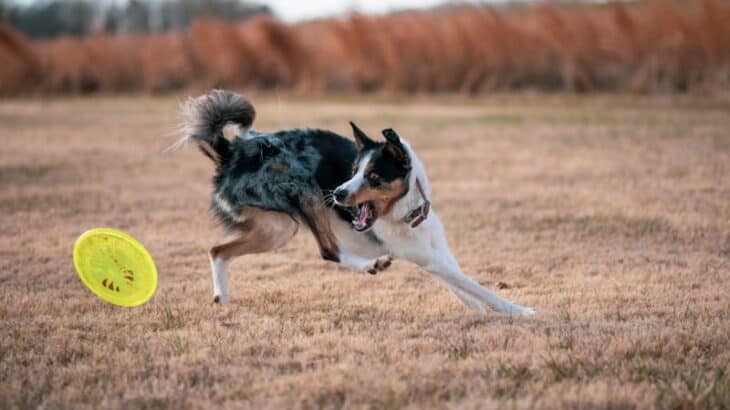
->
xmin=178 ymin=90 xmax=534 ymax=315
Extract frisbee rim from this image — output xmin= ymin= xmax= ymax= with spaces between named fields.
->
xmin=73 ymin=228 xmax=157 ymax=307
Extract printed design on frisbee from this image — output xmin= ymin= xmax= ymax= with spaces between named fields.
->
xmin=73 ymin=228 xmax=157 ymax=307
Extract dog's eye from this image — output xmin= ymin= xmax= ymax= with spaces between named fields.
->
xmin=367 ymin=172 xmax=381 ymax=186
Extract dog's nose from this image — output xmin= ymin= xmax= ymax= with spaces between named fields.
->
xmin=334 ymin=189 xmax=349 ymax=202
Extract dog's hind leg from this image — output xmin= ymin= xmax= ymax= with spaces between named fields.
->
xmin=446 ymin=285 xmax=486 ymax=315
xmin=400 ymin=213 xmax=534 ymax=315
xmin=424 ymin=257 xmax=535 ymax=316
xmin=208 ymin=208 xmax=298 ymax=303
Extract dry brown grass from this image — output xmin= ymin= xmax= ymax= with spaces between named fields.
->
xmin=1 ymin=93 xmax=729 ymax=409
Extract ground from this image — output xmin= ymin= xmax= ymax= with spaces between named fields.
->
xmin=0 ymin=93 xmax=728 ymax=409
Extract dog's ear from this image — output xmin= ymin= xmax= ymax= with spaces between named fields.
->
xmin=350 ymin=121 xmax=376 ymax=151
xmin=382 ymin=128 xmax=409 ymax=166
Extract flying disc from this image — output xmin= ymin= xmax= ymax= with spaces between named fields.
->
xmin=73 ymin=228 xmax=157 ymax=307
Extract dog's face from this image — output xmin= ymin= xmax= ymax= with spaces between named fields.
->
xmin=334 ymin=122 xmax=411 ymax=232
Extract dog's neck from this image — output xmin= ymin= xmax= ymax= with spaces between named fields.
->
xmin=388 ymin=140 xmax=432 ymax=223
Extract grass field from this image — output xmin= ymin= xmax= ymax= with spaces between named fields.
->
xmin=1 ymin=93 xmax=729 ymax=409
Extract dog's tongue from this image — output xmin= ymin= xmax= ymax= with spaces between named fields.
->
xmin=356 ymin=203 xmax=371 ymax=228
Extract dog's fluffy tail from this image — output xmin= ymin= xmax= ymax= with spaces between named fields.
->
xmin=175 ymin=90 xmax=256 ymax=164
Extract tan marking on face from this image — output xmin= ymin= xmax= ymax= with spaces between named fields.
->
xmin=350 ymin=186 xmax=381 ymax=206
xmin=377 ymin=178 xmax=408 ymax=215
xmin=349 ymin=178 xmax=408 ymax=216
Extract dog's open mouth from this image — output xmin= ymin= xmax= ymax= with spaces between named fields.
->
xmin=353 ymin=201 xmax=377 ymax=232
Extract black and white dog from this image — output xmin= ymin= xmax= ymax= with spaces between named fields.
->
xmin=178 ymin=90 xmax=534 ymax=315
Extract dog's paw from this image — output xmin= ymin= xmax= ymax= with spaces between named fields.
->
xmin=508 ymin=304 xmax=535 ymax=316
xmin=366 ymin=255 xmax=392 ymax=275
xmin=213 ymin=294 xmax=230 ymax=304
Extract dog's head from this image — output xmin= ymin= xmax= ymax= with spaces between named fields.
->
xmin=334 ymin=122 xmax=412 ymax=232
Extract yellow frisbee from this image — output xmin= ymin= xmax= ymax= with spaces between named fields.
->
xmin=73 ymin=228 xmax=157 ymax=307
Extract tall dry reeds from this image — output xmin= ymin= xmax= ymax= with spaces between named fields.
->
xmin=188 ymin=18 xmax=252 ymax=89
xmin=0 ymin=23 xmax=41 ymax=96
xmin=2 ymin=0 xmax=729 ymax=96
xmin=139 ymin=32 xmax=195 ymax=92
xmin=235 ymin=16 xmax=305 ymax=89
xmin=34 ymin=34 xmax=142 ymax=93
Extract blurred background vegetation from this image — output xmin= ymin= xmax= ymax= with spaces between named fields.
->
xmin=1 ymin=0 xmax=729 ymax=96
xmin=0 ymin=0 xmax=270 ymax=38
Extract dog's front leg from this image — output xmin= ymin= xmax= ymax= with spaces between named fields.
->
xmin=299 ymin=194 xmax=391 ymax=274
xmin=338 ymin=250 xmax=392 ymax=274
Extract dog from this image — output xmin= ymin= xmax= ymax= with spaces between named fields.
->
xmin=177 ymin=90 xmax=534 ymax=315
